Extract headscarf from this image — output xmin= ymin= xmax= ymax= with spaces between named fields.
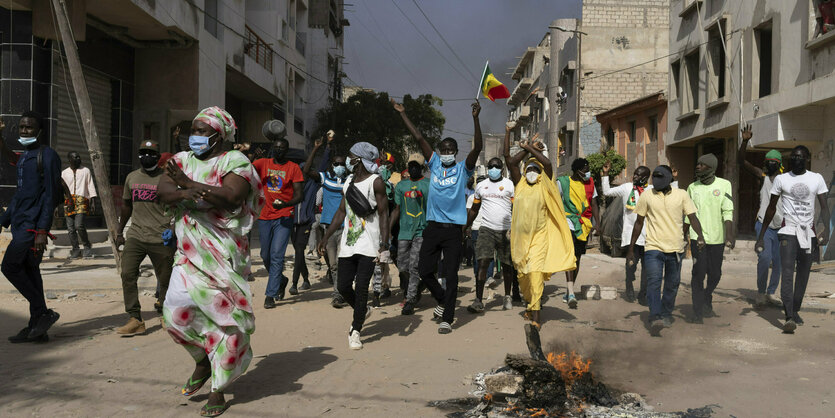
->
xmin=696 ymin=153 xmax=717 ymax=183
xmin=350 ymin=142 xmax=380 ymax=173
xmin=194 ymin=106 xmax=237 ymax=142
xmin=652 ymin=165 xmax=673 ymax=191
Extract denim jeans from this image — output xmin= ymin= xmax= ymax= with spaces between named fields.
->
xmin=259 ymin=217 xmax=294 ymax=298
xmin=397 ymin=237 xmax=424 ymax=300
xmin=644 ymin=250 xmax=683 ymax=320
xmin=66 ymin=213 xmax=91 ymax=250
xmin=754 ymin=221 xmax=781 ymax=295
xmin=625 ymin=245 xmax=646 ymax=298
xmin=690 ymin=241 xmax=725 ymax=317
xmin=779 ymin=234 xmax=813 ymax=320
xmin=321 ymin=224 xmax=343 ymax=296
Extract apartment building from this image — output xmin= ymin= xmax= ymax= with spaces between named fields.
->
xmin=0 ymin=0 xmax=346 ymax=208
xmin=596 ymin=91 xmax=668 ymax=175
xmin=668 ymin=0 xmax=835 ymax=245
xmin=507 ymin=32 xmax=551 ymax=158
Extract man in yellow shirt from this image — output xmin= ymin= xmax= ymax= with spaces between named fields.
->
xmin=628 ymin=165 xmax=706 ymax=337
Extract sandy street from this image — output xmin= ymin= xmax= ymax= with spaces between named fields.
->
xmin=1 ymin=245 xmax=834 ymax=418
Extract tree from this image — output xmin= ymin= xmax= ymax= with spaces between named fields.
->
xmin=586 ymin=148 xmax=626 ymax=179
xmin=312 ymin=91 xmax=445 ymax=170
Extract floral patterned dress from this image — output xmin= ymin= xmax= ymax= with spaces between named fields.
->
xmin=162 ymin=150 xmax=264 ymax=392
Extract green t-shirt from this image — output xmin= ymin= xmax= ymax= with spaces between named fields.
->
xmin=394 ymin=177 xmax=430 ymax=240
xmin=685 ymin=177 xmax=734 ymax=244
xmin=122 ymin=169 xmax=172 ymax=243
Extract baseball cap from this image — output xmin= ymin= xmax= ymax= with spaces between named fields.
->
xmin=407 ymin=152 xmax=425 ymax=165
xmin=139 ymin=140 xmax=159 ymax=152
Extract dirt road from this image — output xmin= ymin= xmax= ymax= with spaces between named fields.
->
xmin=1 ymin=248 xmax=834 ymax=417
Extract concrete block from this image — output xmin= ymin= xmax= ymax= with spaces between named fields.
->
xmin=600 ymin=286 xmax=618 ymax=300
xmin=484 ymin=372 xmax=523 ymax=396
xmin=580 ymin=284 xmax=601 ymax=300
xmin=800 ymin=306 xmax=830 ymax=315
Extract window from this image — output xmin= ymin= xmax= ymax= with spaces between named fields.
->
xmin=606 ymin=127 xmax=615 ymax=149
xmin=648 ymin=115 xmax=658 ymax=142
xmin=707 ymin=20 xmax=726 ymax=102
xmin=273 ymin=101 xmax=286 ymax=124
xmin=671 ymin=60 xmax=681 ymax=101
xmin=754 ymin=23 xmax=773 ymax=98
xmin=628 ymin=121 xmax=637 ymax=143
xmin=683 ymin=51 xmax=700 ymax=113
xmin=561 ymin=69 xmax=575 ymax=98
xmin=204 ymin=0 xmax=219 ymax=38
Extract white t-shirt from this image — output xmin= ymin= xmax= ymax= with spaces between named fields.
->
xmin=61 ymin=166 xmax=98 ymax=198
xmin=757 ymin=175 xmax=783 ymax=229
xmin=770 ymin=171 xmax=828 ymax=239
xmin=472 ymin=178 xmax=514 ymax=231
xmin=601 ymin=176 xmax=648 ymax=246
xmin=466 ymin=194 xmax=483 ymax=230
xmin=338 ymin=174 xmax=381 ymax=259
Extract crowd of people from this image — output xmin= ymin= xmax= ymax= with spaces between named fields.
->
xmin=0 ymin=104 xmax=830 ymax=415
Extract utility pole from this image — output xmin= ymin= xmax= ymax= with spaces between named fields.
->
xmin=51 ymin=0 xmax=121 ymax=270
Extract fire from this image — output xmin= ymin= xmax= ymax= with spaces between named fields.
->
xmin=546 ymin=351 xmax=592 ymax=383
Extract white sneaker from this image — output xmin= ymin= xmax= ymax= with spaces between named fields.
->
xmin=766 ymin=294 xmax=783 ymax=307
xmin=348 ymin=328 xmax=362 ymax=350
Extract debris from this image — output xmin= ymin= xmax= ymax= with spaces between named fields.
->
xmin=594 ymin=327 xmax=634 ymax=333
xmin=46 ymin=291 xmax=58 ymax=300
xmin=599 ymin=286 xmax=618 ymax=300
xmin=65 ymin=292 xmax=78 ymax=299
xmin=107 ymin=378 xmax=118 ymax=383
xmin=580 ymin=284 xmax=601 ymax=300
xmin=483 ymin=372 xmax=523 ymax=396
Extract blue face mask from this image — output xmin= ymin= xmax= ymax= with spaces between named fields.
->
xmin=333 ymin=165 xmax=347 ymax=177
xmin=583 ymin=171 xmax=591 ymax=181
xmin=189 ymin=133 xmax=217 ymax=156
xmin=440 ymin=154 xmax=456 ymax=166
xmin=18 ymin=137 xmax=37 ymax=146
xmin=488 ymin=167 xmax=502 ymax=180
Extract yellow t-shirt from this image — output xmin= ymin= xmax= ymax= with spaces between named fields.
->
xmin=634 ymin=188 xmax=697 ymax=253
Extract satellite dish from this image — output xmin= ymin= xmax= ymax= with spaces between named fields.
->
xmin=262 ymin=120 xmax=287 ymax=141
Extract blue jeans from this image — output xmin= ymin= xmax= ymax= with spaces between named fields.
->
xmin=644 ymin=250 xmax=682 ymax=320
xmin=259 ymin=217 xmax=294 ymax=298
xmin=754 ymin=221 xmax=781 ymax=295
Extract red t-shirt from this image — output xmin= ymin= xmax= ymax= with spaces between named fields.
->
xmin=253 ymin=158 xmax=304 ymax=220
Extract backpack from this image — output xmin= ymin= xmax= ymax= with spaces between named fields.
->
xmin=37 ymin=146 xmax=65 ymax=212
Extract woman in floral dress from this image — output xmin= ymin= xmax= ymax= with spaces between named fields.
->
xmin=158 ymin=107 xmax=263 ymax=416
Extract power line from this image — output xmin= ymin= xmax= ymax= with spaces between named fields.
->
xmin=410 ymin=0 xmax=479 ymax=82
xmin=388 ymin=0 xmax=472 ymax=85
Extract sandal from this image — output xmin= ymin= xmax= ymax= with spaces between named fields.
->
xmin=182 ymin=374 xmax=210 ymax=396
xmin=199 ymin=403 xmax=229 ymax=417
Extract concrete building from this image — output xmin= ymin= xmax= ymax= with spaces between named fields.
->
xmin=550 ymin=0 xmax=670 ymax=170
xmin=507 ymin=33 xmax=551 ymax=152
xmin=0 ymin=0 xmax=346 ymax=208
xmin=595 ymin=91 xmax=668 ymax=176
xmin=667 ymin=0 xmax=835 ymax=246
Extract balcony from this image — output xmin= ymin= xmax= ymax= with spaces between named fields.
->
xmin=518 ymin=105 xmax=531 ymax=121
xmin=512 ymin=47 xmax=536 ymax=80
xmin=245 ymin=25 xmax=274 ymax=73
xmin=509 ymin=77 xmax=533 ymax=106
xmin=295 ymin=31 xmax=306 ymax=56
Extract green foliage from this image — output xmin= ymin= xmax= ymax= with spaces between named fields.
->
xmin=312 ymin=91 xmax=446 ymax=170
xmin=587 ymin=148 xmax=627 ymax=179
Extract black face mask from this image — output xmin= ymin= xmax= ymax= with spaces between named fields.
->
xmin=764 ymin=161 xmax=780 ymax=175
xmin=272 ymin=146 xmax=287 ymax=160
xmin=408 ymin=165 xmax=422 ymax=179
xmin=139 ymin=154 xmax=160 ymax=170
xmin=790 ymin=158 xmax=806 ymax=174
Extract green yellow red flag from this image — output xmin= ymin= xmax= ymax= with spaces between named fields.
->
xmin=478 ymin=61 xmax=511 ymax=102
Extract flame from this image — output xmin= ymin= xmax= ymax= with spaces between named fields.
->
xmin=483 ymin=393 xmax=493 ymax=403
xmin=546 ymin=351 xmax=592 ymax=383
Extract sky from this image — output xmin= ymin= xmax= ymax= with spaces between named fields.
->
xmin=342 ymin=0 xmax=581 ymax=143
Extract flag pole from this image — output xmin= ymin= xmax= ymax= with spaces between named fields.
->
xmin=476 ymin=61 xmax=489 ymax=101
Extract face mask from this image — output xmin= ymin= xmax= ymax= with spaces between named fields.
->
xmin=379 ymin=166 xmax=392 ymax=181
xmin=634 ymin=178 xmax=648 ymax=187
xmin=652 ymin=177 xmax=670 ymax=191
xmin=764 ymin=161 xmax=780 ymax=175
xmin=272 ymin=146 xmax=287 ymax=160
xmin=189 ymin=134 xmax=217 ymax=156
xmin=346 ymin=157 xmax=358 ymax=172
xmin=583 ymin=171 xmax=591 ymax=181
xmin=139 ymin=155 xmax=160 ymax=171
xmin=440 ymin=154 xmax=456 ymax=166
xmin=526 ymin=171 xmax=540 ymax=184
xmin=790 ymin=158 xmax=806 ymax=173
xmin=18 ymin=137 xmax=37 ymax=146
xmin=333 ymin=165 xmax=347 ymax=177
xmin=488 ymin=167 xmax=502 ymax=181
xmin=408 ymin=165 xmax=422 ymax=179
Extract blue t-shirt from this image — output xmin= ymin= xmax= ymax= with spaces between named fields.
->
xmin=319 ymin=171 xmax=346 ymax=225
xmin=427 ymin=152 xmax=473 ymax=225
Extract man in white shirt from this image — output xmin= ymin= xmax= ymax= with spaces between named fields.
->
xmin=465 ymin=157 xmax=516 ymax=312
xmin=757 ymin=145 xmax=830 ymax=334
xmin=601 ymin=163 xmax=651 ymax=304
xmin=61 ymin=151 xmax=97 ymax=259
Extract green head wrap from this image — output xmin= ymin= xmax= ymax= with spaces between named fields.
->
xmin=765 ymin=149 xmax=782 ymax=162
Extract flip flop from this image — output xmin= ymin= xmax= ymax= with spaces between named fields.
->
xmin=200 ymin=403 xmax=229 ymax=417
xmin=182 ymin=374 xmax=210 ymax=396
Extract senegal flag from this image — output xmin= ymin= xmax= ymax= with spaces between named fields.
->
xmin=479 ymin=61 xmax=511 ymax=102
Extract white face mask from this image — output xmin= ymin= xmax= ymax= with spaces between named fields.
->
xmin=439 ymin=154 xmax=456 ymax=166
xmin=526 ymin=171 xmax=540 ymax=184
xmin=346 ymin=157 xmax=358 ymax=172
